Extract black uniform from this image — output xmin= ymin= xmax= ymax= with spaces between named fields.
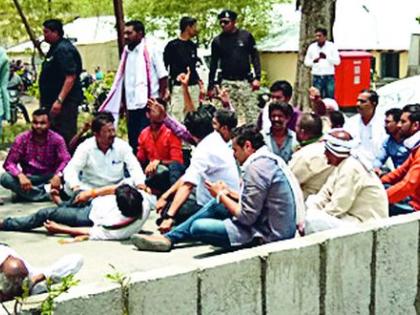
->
xmin=208 ymin=29 xmax=261 ymax=89
xmin=39 ymin=38 xmax=83 ymax=144
xmin=163 ymin=38 xmax=200 ymax=87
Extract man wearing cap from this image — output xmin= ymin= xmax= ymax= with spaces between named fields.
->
xmin=304 ymin=129 xmax=388 ymax=234
xmin=208 ymin=9 xmax=261 ymax=123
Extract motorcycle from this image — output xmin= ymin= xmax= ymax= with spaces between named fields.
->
xmin=8 ymin=84 xmax=30 ymax=125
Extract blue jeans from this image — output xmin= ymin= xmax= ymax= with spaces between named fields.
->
xmin=2 ymin=202 xmax=93 ymax=231
xmin=165 ymin=199 xmax=231 ymax=248
xmin=313 ymin=75 xmax=335 ymax=99
xmin=0 ymin=172 xmax=53 ymax=202
xmin=146 ymin=162 xmax=185 ymax=194
xmin=127 ymin=108 xmax=150 ymax=154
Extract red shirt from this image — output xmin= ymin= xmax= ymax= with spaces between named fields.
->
xmin=137 ymin=124 xmax=184 ymax=165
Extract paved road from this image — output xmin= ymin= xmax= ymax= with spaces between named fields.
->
xmin=0 ymin=183 xmax=221 ymax=287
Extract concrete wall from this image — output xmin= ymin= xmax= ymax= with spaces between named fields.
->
xmin=6 ymin=212 xmax=420 ymax=315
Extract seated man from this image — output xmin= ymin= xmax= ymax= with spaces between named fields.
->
xmin=155 ymin=107 xmax=240 ymax=233
xmin=305 ymin=130 xmax=388 ymax=234
xmin=289 ymin=113 xmax=334 ymax=199
xmin=131 ymin=124 xmax=303 ymax=252
xmin=0 ymin=244 xmax=82 ymax=302
xmin=373 ymin=108 xmax=410 ymax=175
xmin=137 ymin=98 xmax=184 ymax=194
xmin=0 ymin=109 xmax=70 ymax=203
xmin=0 ymin=183 xmax=152 ymax=241
xmin=262 ymin=102 xmax=298 ymax=163
xmin=381 ymin=104 xmax=420 ymax=216
xmin=63 ymin=111 xmax=145 ymax=196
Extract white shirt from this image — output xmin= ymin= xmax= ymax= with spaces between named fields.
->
xmin=344 ymin=112 xmax=387 ymax=163
xmin=64 ymin=137 xmax=145 ymax=191
xmin=304 ymin=41 xmax=340 ymax=75
xmin=88 ymin=190 xmax=154 ymax=240
xmin=182 ymin=131 xmax=240 ymax=206
xmin=124 ymin=40 xmax=168 ymax=110
xmin=0 ymin=245 xmax=83 ymax=290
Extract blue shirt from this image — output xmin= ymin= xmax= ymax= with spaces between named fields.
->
xmin=263 ymin=129 xmax=298 ymax=163
xmin=373 ymin=135 xmax=410 ymax=169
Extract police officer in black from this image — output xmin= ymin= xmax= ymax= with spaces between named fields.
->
xmin=39 ymin=19 xmax=83 ymax=145
xmin=208 ymin=10 xmax=261 ymax=123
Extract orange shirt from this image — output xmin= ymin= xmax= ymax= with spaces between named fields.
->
xmin=381 ymin=146 xmax=420 ymax=211
xmin=137 ymin=124 xmax=184 ymax=165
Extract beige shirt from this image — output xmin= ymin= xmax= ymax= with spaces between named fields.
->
xmin=289 ymin=142 xmax=334 ymax=199
xmin=306 ymin=156 xmax=388 ymax=223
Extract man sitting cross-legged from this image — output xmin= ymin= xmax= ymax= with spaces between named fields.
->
xmin=0 ymin=244 xmax=83 ymax=302
xmin=0 ymin=108 xmax=70 ymax=203
xmin=63 ymin=111 xmax=145 ymax=198
xmin=304 ymin=129 xmax=388 ymax=234
xmin=131 ymin=124 xmax=303 ymax=252
xmin=137 ymin=98 xmax=185 ymax=195
xmin=155 ymin=106 xmax=240 ymax=233
xmin=0 ymin=183 xmax=153 ymax=241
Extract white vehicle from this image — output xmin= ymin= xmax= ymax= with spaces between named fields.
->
xmin=377 ymin=75 xmax=420 ymax=115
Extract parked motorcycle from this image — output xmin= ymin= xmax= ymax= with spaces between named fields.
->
xmin=8 ymin=84 xmax=30 ymax=125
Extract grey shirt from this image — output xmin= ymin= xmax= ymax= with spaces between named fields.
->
xmin=224 ymin=154 xmax=297 ymax=246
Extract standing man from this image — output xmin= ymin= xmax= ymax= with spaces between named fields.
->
xmin=164 ymin=16 xmax=200 ymax=122
xmin=208 ymin=10 xmax=261 ymax=123
xmin=304 ymin=27 xmax=340 ymax=99
xmin=39 ymin=19 xmax=83 ymax=145
xmin=100 ymin=20 xmax=168 ymax=153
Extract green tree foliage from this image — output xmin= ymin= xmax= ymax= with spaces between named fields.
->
xmin=125 ymin=0 xmax=284 ymax=47
xmin=0 ymin=0 xmax=113 ymax=46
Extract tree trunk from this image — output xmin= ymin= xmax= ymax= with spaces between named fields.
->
xmin=12 ymin=0 xmax=45 ymax=57
xmin=113 ymin=0 xmax=125 ymax=57
xmin=293 ymin=0 xmax=336 ymax=110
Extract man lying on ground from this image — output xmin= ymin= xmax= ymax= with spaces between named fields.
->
xmin=0 ymin=183 xmax=153 ymax=241
xmin=131 ymin=124 xmax=304 ymax=252
xmin=0 ymin=244 xmax=82 ymax=302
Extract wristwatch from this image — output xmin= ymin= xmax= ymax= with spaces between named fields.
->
xmin=163 ymin=213 xmax=176 ymax=220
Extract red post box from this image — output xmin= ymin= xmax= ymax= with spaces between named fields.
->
xmin=334 ymin=51 xmax=372 ymax=108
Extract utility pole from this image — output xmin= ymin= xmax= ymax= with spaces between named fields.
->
xmin=113 ymin=0 xmax=125 ymax=57
xmin=12 ymin=0 xmax=45 ymax=57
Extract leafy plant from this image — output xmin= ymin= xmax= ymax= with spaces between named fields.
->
xmin=105 ymin=264 xmax=130 ymax=315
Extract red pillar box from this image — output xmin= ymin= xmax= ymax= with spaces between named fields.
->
xmin=334 ymin=51 xmax=372 ymax=108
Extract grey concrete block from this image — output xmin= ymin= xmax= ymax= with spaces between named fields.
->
xmin=322 ymin=229 xmax=373 ymax=315
xmin=53 ymin=283 xmax=123 ymax=315
xmin=263 ymin=235 xmax=325 ymax=315
xmin=373 ymin=214 xmax=419 ymax=315
xmin=129 ymin=266 xmax=198 ymax=315
xmin=198 ymin=250 xmax=262 ymax=315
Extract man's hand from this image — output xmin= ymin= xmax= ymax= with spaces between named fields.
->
xmin=177 ymin=67 xmax=191 ymax=86
xmin=319 ymin=52 xmax=326 ymax=59
xmin=147 ymin=98 xmax=166 ymax=121
xmin=308 ymin=86 xmax=321 ymax=101
xmin=204 ymin=180 xmax=229 ymax=198
xmin=156 ymin=197 xmax=168 ymax=214
xmin=374 ymin=168 xmax=383 ymax=177
xmin=18 ymin=173 xmax=32 ymax=192
xmin=49 ymin=175 xmax=61 ymax=191
xmin=251 ymin=79 xmax=260 ymax=91
xmin=74 ymin=190 xmax=92 ymax=204
xmin=145 ymin=160 xmax=160 ymax=177
xmin=158 ymin=218 xmax=174 ymax=234
xmin=50 ymin=101 xmax=62 ymax=118
xmin=81 ymin=121 xmax=91 ymax=134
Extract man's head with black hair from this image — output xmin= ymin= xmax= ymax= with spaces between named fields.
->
xmin=124 ymin=20 xmax=145 ymax=50
xmin=184 ymin=105 xmax=215 ymax=142
xmin=384 ymin=108 xmax=403 ymax=137
xmin=231 ymin=124 xmax=265 ymax=165
xmin=268 ymin=102 xmax=293 ymax=133
xmin=270 ymin=80 xmax=293 ymax=103
xmin=32 ymin=108 xmax=50 ymax=137
xmin=180 ymin=16 xmax=198 ymax=37
xmin=92 ymin=111 xmax=116 ymax=151
xmin=212 ymin=109 xmax=238 ymax=142
xmin=115 ymin=184 xmax=144 ymax=218
xmin=296 ymin=113 xmax=323 ymax=143
xmin=328 ymin=110 xmax=345 ymax=129
xmin=399 ymin=104 xmax=420 ymax=138
xmin=43 ymin=19 xmax=64 ymax=44
xmin=315 ymin=27 xmax=327 ymax=46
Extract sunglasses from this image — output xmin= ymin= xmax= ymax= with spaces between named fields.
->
xmin=220 ymin=20 xmax=231 ymax=26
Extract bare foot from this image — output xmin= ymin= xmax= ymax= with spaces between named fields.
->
xmin=43 ymin=220 xmax=66 ymax=234
xmin=50 ymin=189 xmax=62 ymax=205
